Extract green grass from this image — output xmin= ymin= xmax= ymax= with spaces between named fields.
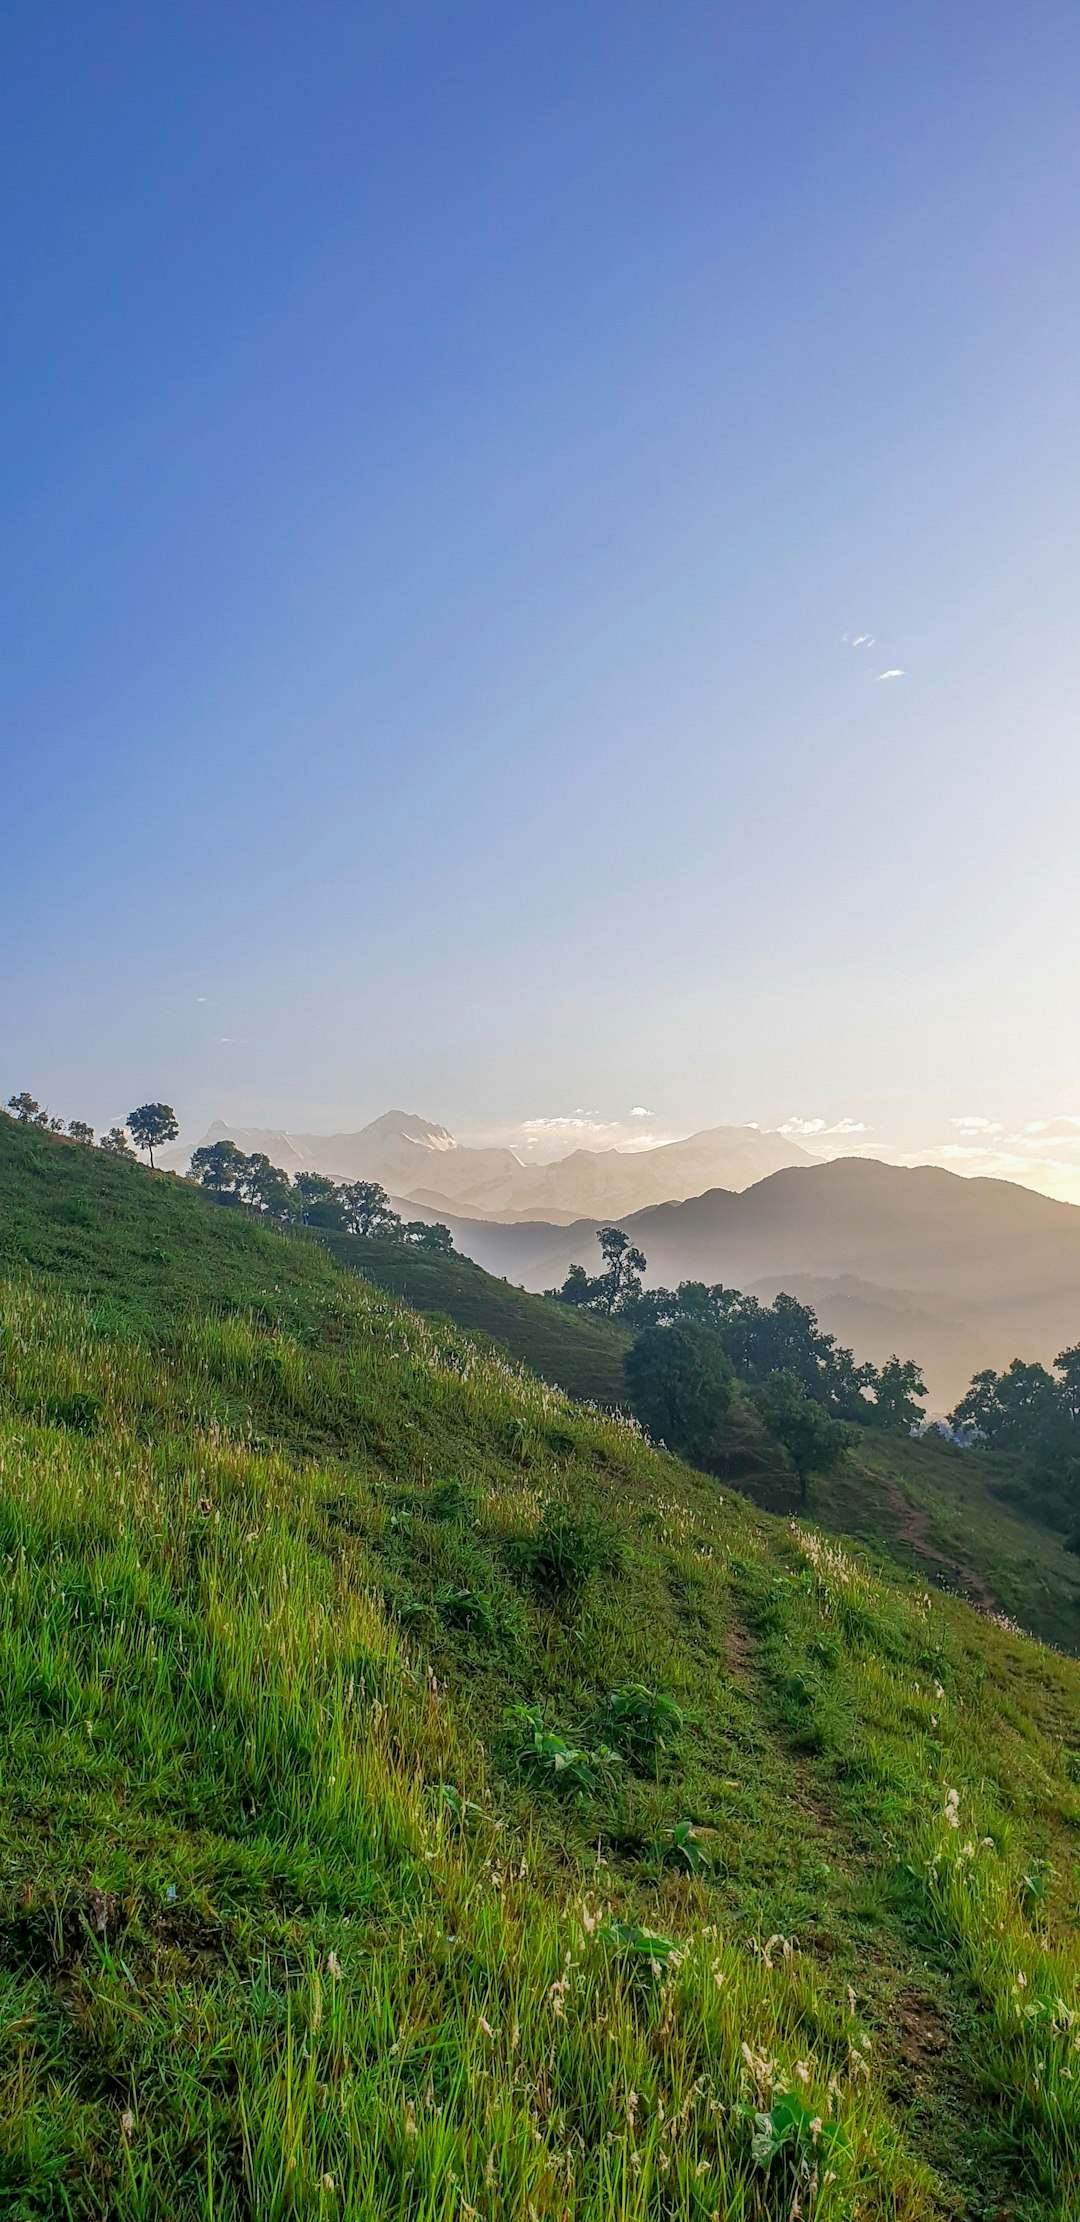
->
xmin=795 ymin=1430 xmax=1080 ymax=1655
xmin=316 ymin=1229 xmax=634 ymax=1404
xmin=3 ymin=1122 xmax=1080 ymax=2214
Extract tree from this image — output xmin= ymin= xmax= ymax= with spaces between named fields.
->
xmin=339 ymin=1180 xmax=402 ymax=1239
xmin=753 ymin=1370 xmax=857 ymax=1506
xmin=67 ymin=1120 xmax=95 ymax=1146
xmin=552 ymin=1226 xmax=646 ymax=1316
xmin=404 ymin=1219 xmax=454 ymax=1253
xmin=548 ymin=1261 xmax=601 ymax=1307
xmin=871 ymin=1356 xmax=928 ymax=1434
xmin=6 ymin=1092 xmax=49 ymax=1127
xmin=100 ymin=1126 xmax=135 ymax=1158
xmin=190 ymin=1139 xmax=249 ymax=1198
xmin=293 ymin=1173 xmax=348 ymax=1230
xmin=951 ymin=1361 xmax=1062 ymax=1449
xmin=623 ymin=1320 xmax=734 ymax=1470
xmin=127 ymin=1102 xmax=179 ymax=1169
xmin=240 ymin=1153 xmax=295 ymax=1223
xmin=595 ymin=1226 xmax=647 ymax=1315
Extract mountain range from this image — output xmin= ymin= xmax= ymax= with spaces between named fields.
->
xmin=409 ymin=1157 xmax=1080 ymax=1412
xmin=174 ymin=1109 xmax=812 ymax=1220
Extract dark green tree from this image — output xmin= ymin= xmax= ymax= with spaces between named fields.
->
xmin=99 ymin=1126 xmax=135 ymax=1158
xmin=293 ymin=1173 xmax=348 ymax=1230
xmin=340 ymin=1180 xmax=402 ymax=1239
xmin=6 ymin=1092 xmax=49 ymax=1127
xmin=240 ymin=1154 xmax=295 ymax=1223
xmin=871 ymin=1356 xmax=928 ymax=1433
xmin=553 ymin=1227 xmax=646 ymax=1316
xmin=190 ymin=1139 xmax=248 ymax=1197
xmin=404 ymin=1220 xmax=455 ymax=1253
xmin=753 ymin=1370 xmax=857 ymax=1505
xmin=66 ymin=1120 xmax=95 ymax=1146
xmin=127 ymin=1102 xmax=179 ymax=1169
xmin=623 ymin=1320 xmax=734 ymax=1469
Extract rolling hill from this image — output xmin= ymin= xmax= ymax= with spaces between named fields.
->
xmin=4 ymin=1117 xmax=1080 ymax=2214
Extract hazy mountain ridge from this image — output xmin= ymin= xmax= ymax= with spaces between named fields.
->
xmin=172 ymin=1108 xmax=812 ymax=1219
xmin=409 ymin=1157 xmax=1080 ymax=1410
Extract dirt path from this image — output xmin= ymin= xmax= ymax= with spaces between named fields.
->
xmin=869 ymin=1469 xmax=1000 ymax=1616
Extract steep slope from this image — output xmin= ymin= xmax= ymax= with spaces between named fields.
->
xmin=3 ymin=1125 xmax=1080 ymax=2215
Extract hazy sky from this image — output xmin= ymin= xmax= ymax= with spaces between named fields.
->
xmin=3 ymin=5 xmax=1080 ymax=1195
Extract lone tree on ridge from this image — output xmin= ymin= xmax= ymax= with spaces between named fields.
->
xmin=127 ymin=1102 xmax=179 ymax=1169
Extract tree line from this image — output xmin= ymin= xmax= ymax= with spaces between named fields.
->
xmin=188 ymin=1138 xmax=455 ymax=1251
xmin=551 ymin=1224 xmax=928 ymax=1500
xmin=950 ymin=1353 xmax=1080 ymax=1539
xmin=4 ymin=1095 xmax=455 ymax=1255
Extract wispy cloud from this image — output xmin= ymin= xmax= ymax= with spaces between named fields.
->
xmin=841 ymin=631 xmax=876 ymax=647
xmin=875 ymin=668 xmax=905 ymax=681
xmin=780 ymin=1115 xmax=871 ymax=1140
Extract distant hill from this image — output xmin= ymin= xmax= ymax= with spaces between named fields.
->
xmin=172 ymin=1109 xmax=812 ymax=1221
xmin=417 ymin=1157 xmax=1080 ymax=1409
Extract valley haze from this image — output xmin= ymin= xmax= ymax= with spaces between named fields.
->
xmin=175 ymin=1110 xmax=1080 ymax=1410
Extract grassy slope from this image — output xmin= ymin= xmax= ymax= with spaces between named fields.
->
xmin=3 ymin=1127 xmax=1080 ymax=2215
xmin=801 ymin=1431 xmax=1080 ymax=1657
xmin=316 ymin=1230 xmax=634 ymax=1405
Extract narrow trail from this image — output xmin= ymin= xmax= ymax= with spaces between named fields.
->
xmin=860 ymin=1466 xmax=1000 ymax=1617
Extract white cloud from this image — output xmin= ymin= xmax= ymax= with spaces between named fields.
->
xmin=780 ymin=1114 xmax=871 ymax=1139
xmin=841 ymin=631 xmax=876 ymax=646
xmin=950 ymin=1116 xmax=1004 ymax=1136
xmin=629 ymin=1105 xmax=654 ymax=1118
xmin=875 ymin=668 xmax=905 ymax=681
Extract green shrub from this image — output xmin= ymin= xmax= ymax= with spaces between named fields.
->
xmin=429 ymin=1478 xmax=469 ymax=1521
xmin=511 ymin=1707 xmax=620 ymax=1797
xmin=506 ymin=1503 xmax=620 ymax=1604
xmin=601 ymin=1682 xmax=683 ymax=1771
xmin=434 ymin=1585 xmax=498 ymax=1640
xmin=44 ymin=1392 xmax=103 ymax=1435
xmin=658 ymin=1818 xmax=713 ymax=1875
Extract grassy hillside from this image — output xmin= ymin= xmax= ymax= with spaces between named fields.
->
xmin=316 ymin=1229 xmax=633 ymax=1405
xmin=1 ymin=1128 xmax=1080 ymax=2214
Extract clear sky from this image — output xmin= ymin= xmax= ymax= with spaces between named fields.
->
xmin=3 ymin=4 xmax=1080 ymax=1195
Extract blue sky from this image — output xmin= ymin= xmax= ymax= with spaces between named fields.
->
xmin=3 ymin=3 xmax=1080 ymax=1193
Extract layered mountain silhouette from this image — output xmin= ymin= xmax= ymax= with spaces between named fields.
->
xmin=174 ymin=1109 xmax=811 ymax=1220
xmin=411 ymin=1158 xmax=1080 ymax=1411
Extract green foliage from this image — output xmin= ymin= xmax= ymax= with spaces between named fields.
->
xmin=658 ymin=1818 xmax=712 ymax=1875
xmin=871 ymin=1354 xmax=928 ymax=1432
xmin=623 ymin=1317 xmax=734 ymax=1467
xmin=511 ymin=1708 xmax=621 ymax=1796
xmin=43 ymin=1391 xmax=103 ymax=1435
xmin=127 ymin=1101 xmax=178 ymax=1167
xmin=600 ymin=1681 xmax=683 ymax=1771
xmin=550 ymin=1225 xmax=646 ymax=1316
xmin=753 ymin=1369 xmax=858 ymax=1503
xmin=749 ymin=2091 xmax=846 ymax=2172
xmin=507 ymin=1502 xmax=621 ymax=1603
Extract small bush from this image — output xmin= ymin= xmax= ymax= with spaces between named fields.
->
xmin=44 ymin=1393 xmax=103 ymax=1436
xmin=658 ymin=1818 xmax=713 ymax=1876
xmin=429 ymin=1478 xmax=468 ymax=1521
xmin=601 ymin=1682 xmax=683 ymax=1772
xmin=511 ymin=1707 xmax=620 ymax=1797
xmin=600 ymin=1918 xmax=682 ymax=1980
xmin=434 ymin=1585 xmax=497 ymax=1640
xmin=506 ymin=1504 xmax=620 ymax=1604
